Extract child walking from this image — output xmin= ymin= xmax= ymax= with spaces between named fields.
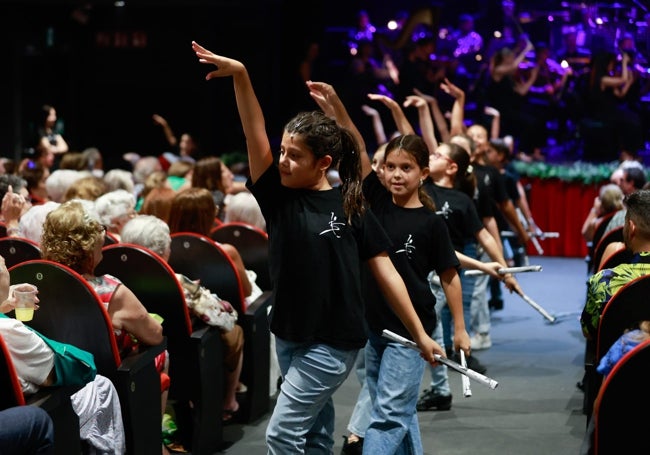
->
xmin=192 ymin=42 xmax=443 ymax=454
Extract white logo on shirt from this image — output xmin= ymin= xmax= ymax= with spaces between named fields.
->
xmin=395 ymin=234 xmax=415 ymax=258
xmin=435 ymin=201 xmax=453 ymax=219
xmin=319 ymin=212 xmax=345 ymax=238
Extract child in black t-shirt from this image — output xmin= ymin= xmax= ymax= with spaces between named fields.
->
xmin=192 ymin=42 xmax=444 ymax=455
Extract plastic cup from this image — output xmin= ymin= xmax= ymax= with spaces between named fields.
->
xmin=14 ymin=284 xmax=37 ymax=322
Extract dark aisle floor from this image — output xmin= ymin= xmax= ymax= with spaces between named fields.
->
xmin=216 ymin=255 xmax=588 ymax=454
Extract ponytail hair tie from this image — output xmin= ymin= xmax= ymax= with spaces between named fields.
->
xmin=467 ymin=164 xmax=473 ymax=175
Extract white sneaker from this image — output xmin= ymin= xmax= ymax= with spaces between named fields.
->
xmin=470 ymin=333 xmax=492 ymax=350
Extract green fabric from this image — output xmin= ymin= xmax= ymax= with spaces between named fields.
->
xmin=167 ymin=176 xmax=187 ymax=191
xmin=581 ymin=252 xmax=650 ymax=339
xmin=512 ymin=161 xmax=650 ymax=185
xmin=0 ymin=313 xmax=97 ymax=386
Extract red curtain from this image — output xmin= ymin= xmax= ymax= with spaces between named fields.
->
xmin=523 ymin=178 xmax=601 ymax=258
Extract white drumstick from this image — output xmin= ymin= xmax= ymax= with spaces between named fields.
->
xmin=460 ymin=350 xmax=472 ymax=397
xmin=464 ymin=265 xmax=543 ymax=276
xmin=515 ymin=290 xmax=556 ymax=323
xmin=381 ymin=330 xmax=499 ymax=390
xmin=500 ymin=231 xmax=560 ymax=239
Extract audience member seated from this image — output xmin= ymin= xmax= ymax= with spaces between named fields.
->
xmin=580 ymin=320 xmax=650 ymax=454
xmin=167 ymin=188 xmax=262 ymax=304
xmin=44 ymin=169 xmax=89 ymax=203
xmin=19 ymin=162 xmax=50 ymax=205
xmin=166 ymin=161 xmax=193 ymax=192
xmin=16 ymin=201 xmax=60 ymax=243
xmin=0 ymin=406 xmax=54 ymax=454
xmin=1 ymin=178 xmax=32 ymax=239
xmin=82 ymin=147 xmax=105 ymax=178
xmin=131 ymin=156 xmax=164 ymax=204
xmin=135 ymin=170 xmax=169 ymax=212
xmin=581 ymin=184 xmax=624 ymax=243
xmin=58 ymin=152 xmax=87 ymax=171
xmin=121 ymin=214 xmax=245 ymax=422
xmin=39 ymin=201 xmax=169 ymax=451
xmin=191 ymin=156 xmax=247 ymax=220
xmin=94 ymin=190 xmax=137 ymax=241
xmin=580 ymin=190 xmax=650 ymax=341
xmin=62 ymin=176 xmax=107 ymax=203
xmin=602 ymin=163 xmax=648 ymax=236
xmin=141 ymin=186 xmax=176 ymax=224
xmin=103 ymin=169 xmax=135 ymax=195
xmin=223 ymin=191 xmax=266 ymax=232
xmin=169 ymin=188 xmax=262 ymax=304
xmin=0 ymin=255 xmax=126 ymax=453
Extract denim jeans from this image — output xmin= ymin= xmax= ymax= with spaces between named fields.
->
xmin=363 ymin=331 xmax=425 ymax=455
xmin=470 ymin=249 xmax=491 ymax=334
xmin=0 ymin=406 xmax=54 ymax=454
xmin=266 ymin=337 xmax=358 ymax=454
xmin=438 ymin=254 xmax=475 ymax=350
xmin=426 ymin=289 xmax=451 ymax=396
xmin=347 ymin=347 xmax=371 ymax=437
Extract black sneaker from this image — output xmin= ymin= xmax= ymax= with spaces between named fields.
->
xmin=341 ymin=435 xmax=363 ymax=455
xmin=416 ymin=388 xmax=452 ymax=411
xmin=489 ymin=299 xmax=504 ymax=311
xmin=465 ymin=355 xmax=487 ymax=375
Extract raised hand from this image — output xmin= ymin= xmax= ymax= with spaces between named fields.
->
xmin=192 ymin=41 xmax=245 ymax=79
xmin=439 ymin=78 xmax=465 ymax=100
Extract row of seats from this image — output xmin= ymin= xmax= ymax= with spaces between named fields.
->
xmin=580 ymin=207 xmax=650 ymax=453
xmin=0 ymin=221 xmax=273 ymax=454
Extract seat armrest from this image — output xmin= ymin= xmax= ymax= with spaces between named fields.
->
xmin=246 ymin=291 xmax=272 ymax=317
xmin=118 ymin=338 xmax=167 ymax=374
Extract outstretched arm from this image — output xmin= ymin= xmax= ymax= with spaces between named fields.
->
xmin=367 ymin=93 xmax=415 ymax=135
xmin=306 ymin=80 xmax=372 ymax=178
xmin=439 ymin=78 xmax=466 ymax=137
xmin=152 ymin=114 xmax=178 ymax=148
xmin=192 ymin=41 xmax=273 ymax=183
xmin=361 ymin=104 xmax=388 ymax=146
xmin=403 ymin=95 xmax=438 ymax=153
xmin=413 ymin=88 xmax=451 ymax=142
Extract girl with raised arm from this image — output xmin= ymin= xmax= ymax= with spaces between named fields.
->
xmin=192 ymin=41 xmax=443 ymax=454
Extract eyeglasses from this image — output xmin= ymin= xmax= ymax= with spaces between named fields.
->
xmin=432 ymin=151 xmax=454 ymax=164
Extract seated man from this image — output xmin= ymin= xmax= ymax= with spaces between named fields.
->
xmin=581 ymin=190 xmax=650 ymax=341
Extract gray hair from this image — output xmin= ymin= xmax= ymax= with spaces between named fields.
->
xmin=45 ymin=169 xmax=90 ymax=203
xmin=94 ymin=189 xmax=136 ymax=228
xmin=120 ymin=214 xmax=171 ymax=257
xmin=103 ymin=169 xmax=135 ymax=194
xmin=223 ymin=192 xmax=266 ymax=231
xmin=18 ymin=201 xmax=61 ymax=243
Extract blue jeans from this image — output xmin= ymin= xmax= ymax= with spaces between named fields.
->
xmin=439 ymin=244 xmax=476 ymax=348
xmin=266 ymin=337 xmax=358 ymax=454
xmin=347 ymin=347 xmax=371 ymax=437
xmin=427 ymin=291 xmax=451 ymax=396
xmin=363 ymin=332 xmax=425 ymax=455
xmin=0 ymin=406 xmax=54 ymax=454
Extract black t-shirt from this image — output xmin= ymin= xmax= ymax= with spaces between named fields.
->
xmin=495 ymin=169 xmax=520 ymax=231
xmin=248 ymin=165 xmax=391 ymax=349
xmin=422 ymin=179 xmax=484 ymax=251
xmin=363 ymin=173 xmax=459 ymax=338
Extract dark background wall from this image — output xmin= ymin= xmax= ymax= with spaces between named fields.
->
xmin=0 ymin=0 xmax=560 ymax=170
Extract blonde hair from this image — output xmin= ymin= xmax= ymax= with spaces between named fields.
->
xmin=599 ymin=183 xmax=624 ymax=213
xmin=41 ymin=201 xmax=105 ymax=274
